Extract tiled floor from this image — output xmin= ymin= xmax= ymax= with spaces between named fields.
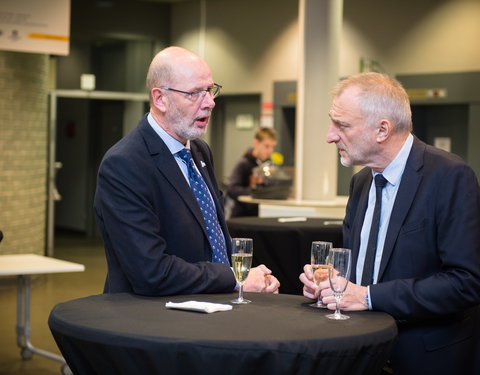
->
xmin=0 ymin=233 xmax=107 ymax=375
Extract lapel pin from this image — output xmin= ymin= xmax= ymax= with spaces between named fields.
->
xmin=201 ymin=161 xmax=206 ymax=167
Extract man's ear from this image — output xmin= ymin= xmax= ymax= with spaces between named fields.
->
xmin=151 ymin=88 xmax=167 ymax=113
xmin=376 ymin=119 xmax=392 ymax=143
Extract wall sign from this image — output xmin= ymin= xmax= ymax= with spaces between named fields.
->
xmin=406 ymin=88 xmax=447 ymax=100
xmin=235 ymin=114 xmax=255 ymax=129
xmin=0 ymin=0 xmax=70 ymax=55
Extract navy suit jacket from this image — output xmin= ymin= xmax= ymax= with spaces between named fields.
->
xmin=94 ymin=115 xmax=236 ymax=296
xmin=343 ymin=136 xmax=480 ymax=374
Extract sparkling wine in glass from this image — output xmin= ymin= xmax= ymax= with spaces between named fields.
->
xmin=326 ymin=248 xmax=352 ymax=320
xmin=309 ymin=241 xmax=332 ymax=308
xmin=231 ymin=238 xmax=253 ymax=304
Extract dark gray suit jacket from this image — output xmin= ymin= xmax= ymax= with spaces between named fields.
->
xmin=94 ymin=115 xmax=236 ymax=296
xmin=343 ymin=136 xmax=480 ymax=375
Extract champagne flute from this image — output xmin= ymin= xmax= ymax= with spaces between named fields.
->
xmin=326 ymin=248 xmax=352 ymax=320
xmin=231 ymin=238 xmax=253 ymax=304
xmin=309 ymin=241 xmax=332 ymax=308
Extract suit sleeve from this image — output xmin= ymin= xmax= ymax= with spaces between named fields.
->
xmin=342 ymin=176 xmax=356 ymax=249
xmin=370 ymin=163 xmax=480 ymax=321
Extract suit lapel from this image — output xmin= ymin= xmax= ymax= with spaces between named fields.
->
xmin=139 ymin=120 xmax=208 ymax=233
xmin=190 ymin=141 xmax=232 ymax=255
xmin=377 ymin=137 xmax=424 ymax=281
xmin=190 ymin=144 xmax=222 ymax=212
xmin=350 ymin=171 xmax=373 ymax=282
xmin=190 ymin=146 xmax=212 ymax=191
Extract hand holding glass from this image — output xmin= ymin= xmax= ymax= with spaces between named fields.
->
xmin=231 ymin=238 xmax=253 ymax=304
xmin=309 ymin=241 xmax=332 ymax=308
xmin=326 ymin=248 xmax=352 ymax=320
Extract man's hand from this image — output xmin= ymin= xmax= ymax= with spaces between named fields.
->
xmin=243 ymin=264 xmax=280 ymax=293
xmin=299 ymin=264 xmax=319 ymax=299
xmin=299 ymin=264 xmax=368 ymax=311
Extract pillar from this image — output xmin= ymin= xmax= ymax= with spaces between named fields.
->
xmin=296 ymin=0 xmax=343 ymax=201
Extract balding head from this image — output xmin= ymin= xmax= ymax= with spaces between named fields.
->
xmin=146 ymin=47 xmax=212 ymax=103
xmin=146 ymin=46 xmax=217 ymax=144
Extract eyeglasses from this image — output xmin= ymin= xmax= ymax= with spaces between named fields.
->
xmin=159 ymin=83 xmax=222 ymax=100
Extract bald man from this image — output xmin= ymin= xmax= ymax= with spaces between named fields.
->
xmin=94 ymin=46 xmax=279 ymax=296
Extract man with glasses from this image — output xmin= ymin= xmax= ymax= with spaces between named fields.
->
xmin=94 ymin=46 xmax=280 ymax=296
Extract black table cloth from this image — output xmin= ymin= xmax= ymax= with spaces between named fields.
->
xmin=49 ymin=292 xmax=397 ymax=375
xmin=227 ymin=217 xmax=343 ymax=295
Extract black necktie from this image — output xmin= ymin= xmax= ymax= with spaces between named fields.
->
xmin=361 ymin=174 xmax=388 ymax=286
xmin=177 ymin=149 xmax=229 ymax=265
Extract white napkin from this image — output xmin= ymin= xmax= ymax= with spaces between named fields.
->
xmin=165 ymin=301 xmax=233 ymax=313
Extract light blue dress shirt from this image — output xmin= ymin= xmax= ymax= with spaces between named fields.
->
xmin=147 ymin=113 xmax=224 ymax=232
xmin=147 ymin=113 xmax=214 ymax=198
xmin=147 ymin=113 xmax=239 ymax=283
xmin=147 ymin=113 xmax=195 ymax=182
xmin=357 ymin=134 xmax=413 ymax=307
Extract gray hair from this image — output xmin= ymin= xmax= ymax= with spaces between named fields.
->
xmin=332 ymin=72 xmax=412 ymax=133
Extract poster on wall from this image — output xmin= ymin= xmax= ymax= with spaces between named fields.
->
xmin=0 ymin=0 xmax=70 ymax=55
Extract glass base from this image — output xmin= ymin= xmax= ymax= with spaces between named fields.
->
xmin=309 ymin=301 xmax=328 ymax=309
xmin=231 ymin=297 xmax=251 ymax=304
xmin=326 ymin=312 xmax=350 ymax=320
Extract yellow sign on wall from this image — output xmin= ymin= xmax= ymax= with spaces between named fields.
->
xmin=0 ymin=0 xmax=70 ymax=55
xmin=405 ymin=88 xmax=447 ymax=100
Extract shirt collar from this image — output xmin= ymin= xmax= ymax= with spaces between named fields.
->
xmin=373 ymin=133 xmax=413 ymax=186
xmin=147 ymin=112 xmax=190 ymax=155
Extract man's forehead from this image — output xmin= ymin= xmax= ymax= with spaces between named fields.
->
xmin=330 ymin=88 xmax=362 ymax=117
xmin=328 ymin=100 xmax=344 ymax=120
xmin=170 ymin=60 xmax=213 ymax=86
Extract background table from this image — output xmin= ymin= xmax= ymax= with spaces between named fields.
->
xmin=227 ymin=217 xmax=343 ymax=294
xmin=0 ymin=254 xmax=85 ymax=374
xmin=49 ymin=292 xmax=397 ymax=375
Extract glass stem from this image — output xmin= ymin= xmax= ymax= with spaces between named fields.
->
xmin=238 ymin=284 xmax=244 ymax=301
xmin=334 ymin=294 xmax=341 ymax=316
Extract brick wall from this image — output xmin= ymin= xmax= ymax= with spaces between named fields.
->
xmin=0 ymin=51 xmax=49 ymax=255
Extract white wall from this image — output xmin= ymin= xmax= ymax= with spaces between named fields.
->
xmin=341 ymin=0 xmax=480 ymax=76
xmin=170 ymin=0 xmax=480 ymax=102
xmin=171 ymin=0 xmax=299 ymax=104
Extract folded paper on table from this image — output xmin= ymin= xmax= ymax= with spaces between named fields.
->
xmin=165 ymin=301 xmax=233 ymax=313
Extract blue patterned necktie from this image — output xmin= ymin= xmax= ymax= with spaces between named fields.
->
xmin=177 ymin=148 xmax=229 ymax=265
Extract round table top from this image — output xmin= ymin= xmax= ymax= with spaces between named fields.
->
xmin=49 ymin=293 xmax=397 ymax=375
xmin=51 ymin=292 xmax=393 ymax=344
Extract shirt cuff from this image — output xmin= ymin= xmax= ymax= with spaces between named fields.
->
xmin=366 ymin=286 xmax=372 ymax=310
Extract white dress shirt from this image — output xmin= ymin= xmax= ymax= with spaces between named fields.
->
xmin=357 ymin=134 xmax=413 ymax=307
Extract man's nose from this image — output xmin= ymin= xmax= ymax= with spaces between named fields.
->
xmin=201 ymin=92 xmax=216 ymax=109
xmin=326 ymin=124 xmax=339 ymax=144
